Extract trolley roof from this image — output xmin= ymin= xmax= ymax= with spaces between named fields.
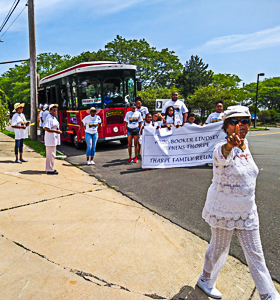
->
xmin=40 ymin=61 xmax=137 ymax=85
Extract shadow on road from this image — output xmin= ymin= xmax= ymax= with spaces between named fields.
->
xmin=20 ymin=170 xmax=46 ymax=175
xmin=0 ymin=160 xmax=16 ymax=164
xmin=171 ymin=284 xmax=210 ymax=300
xmin=102 ymin=158 xmax=130 ymax=167
xmin=120 ymin=167 xmax=144 ymax=175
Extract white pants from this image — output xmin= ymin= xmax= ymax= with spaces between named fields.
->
xmin=201 ymin=227 xmax=279 ymax=299
xmin=46 ymin=146 xmax=56 ymax=172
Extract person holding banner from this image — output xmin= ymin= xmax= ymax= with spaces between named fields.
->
xmin=205 ymin=100 xmax=224 ymax=124
xmin=159 ymin=106 xmax=180 ymax=130
xmin=124 ymin=102 xmax=143 ymax=163
xmin=161 ymin=91 xmax=188 ymax=125
xmin=11 ymin=103 xmax=30 ymax=163
xmin=197 ymin=106 xmax=279 ymax=300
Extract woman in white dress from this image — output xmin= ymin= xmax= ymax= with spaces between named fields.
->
xmin=11 ymin=103 xmax=30 ymax=163
xmin=197 ymin=106 xmax=280 ymax=300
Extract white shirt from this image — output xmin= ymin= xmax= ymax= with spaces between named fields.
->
xmin=124 ymin=111 xmax=143 ymax=129
xmin=141 ymin=121 xmax=159 ymax=134
xmin=11 ymin=113 xmax=28 ymax=140
xmin=202 ymin=139 xmax=259 ymax=231
xmin=205 ymin=112 xmax=224 ymax=124
xmin=39 ymin=110 xmax=43 ymax=127
xmin=82 ymin=115 xmax=101 ymax=134
xmin=44 ymin=115 xmax=61 ymax=146
xmin=161 ymin=100 xmax=188 ymax=125
xmin=136 ymin=106 xmax=149 ymax=122
xmin=42 ymin=110 xmax=50 ymax=127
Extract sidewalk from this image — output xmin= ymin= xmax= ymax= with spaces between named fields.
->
xmin=0 ymin=132 xmax=279 ymax=300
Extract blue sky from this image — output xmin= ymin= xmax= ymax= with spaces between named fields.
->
xmin=0 ymin=0 xmax=280 ymax=84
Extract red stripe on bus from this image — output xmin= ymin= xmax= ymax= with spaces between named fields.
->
xmin=40 ymin=62 xmax=117 ymax=82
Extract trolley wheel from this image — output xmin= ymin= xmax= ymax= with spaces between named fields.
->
xmin=72 ymin=133 xmax=83 ymax=150
xmin=120 ymin=139 xmax=128 ymax=145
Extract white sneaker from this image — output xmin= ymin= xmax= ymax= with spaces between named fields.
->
xmin=87 ymin=161 xmax=91 ymax=165
xmin=197 ymin=278 xmax=222 ymax=299
xmin=91 ymin=160 xmax=95 ymax=165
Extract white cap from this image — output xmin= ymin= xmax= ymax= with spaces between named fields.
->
xmin=223 ymin=105 xmax=251 ymax=120
xmin=43 ymin=104 xmax=49 ymax=110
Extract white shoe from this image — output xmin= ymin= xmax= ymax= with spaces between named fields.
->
xmin=197 ymin=278 xmax=222 ymax=299
xmin=87 ymin=161 xmax=91 ymax=165
xmin=91 ymin=160 xmax=95 ymax=165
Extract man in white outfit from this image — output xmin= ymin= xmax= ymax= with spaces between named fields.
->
xmin=161 ymin=91 xmax=188 ymax=126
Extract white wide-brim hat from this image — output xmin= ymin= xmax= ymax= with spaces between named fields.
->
xmin=12 ymin=103 xmax=25 ymax=112
xmin=223 ymin=105 xmax=251 ymax=120
xmin=86 ymin=107 xmax=101 ymax=114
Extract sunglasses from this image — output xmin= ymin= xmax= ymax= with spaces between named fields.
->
xmin=228 ymin=118 xmax=250 ymax=125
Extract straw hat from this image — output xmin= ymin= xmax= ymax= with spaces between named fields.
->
xmin=86 ymin=107 xmax=101 ymax=114
xmin=48 ymin=104 xmax=59 ymax=111
xmin=12 ymin=103 xmax=25 ymax=112
xmin=223 ymin=105 xmax=251 ymax=121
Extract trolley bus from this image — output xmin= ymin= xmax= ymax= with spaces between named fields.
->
xmin=38 ymin=61 xmax=138 ymax=148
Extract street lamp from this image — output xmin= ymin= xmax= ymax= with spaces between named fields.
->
xmin=254 ymin=73 xmax=265 ymax=128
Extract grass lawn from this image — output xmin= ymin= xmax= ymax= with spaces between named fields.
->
xmin=0 ymin=129 xmax=60 ymax=158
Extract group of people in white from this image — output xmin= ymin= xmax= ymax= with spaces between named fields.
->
xmin=11 ymin=102 xmax=61 ymax=174
xmin=123 ymin=92 xmax=225 ymax=163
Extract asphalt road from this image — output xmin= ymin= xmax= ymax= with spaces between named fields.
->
xmin=58 ymin=127 xmax=280 ymax=282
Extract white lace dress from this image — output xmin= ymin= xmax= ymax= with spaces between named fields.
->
xmin=202 ymin=138 xmax=260 ymax=230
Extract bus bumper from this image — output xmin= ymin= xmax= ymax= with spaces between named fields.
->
xmin=98 ymin=135 xmax=127 ymax=142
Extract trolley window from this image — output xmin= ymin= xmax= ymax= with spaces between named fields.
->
xmin=125 ymin=77 xmax=135 ymax=105
xmin=79 ymin=79 xmax=102 ymax=109
xmin=103 ymin=78 xmax=124 ymax=108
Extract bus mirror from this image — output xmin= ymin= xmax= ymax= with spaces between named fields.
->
xmin=137 ymin=80 xmax=142 ymax=91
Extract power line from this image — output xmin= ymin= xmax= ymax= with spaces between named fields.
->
xmin=1 ymin=0 xmax=18 ymax=30
xmin=0 ymin=0 xmax=21 ymax=33
xmin=0 ymin=59 xmax=29 ymax=65
xmin=0 ymin=4 xmax=27 ymax=39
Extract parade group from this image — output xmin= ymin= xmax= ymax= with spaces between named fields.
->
xmin=9 ymin=91 xmax=280 ymax=300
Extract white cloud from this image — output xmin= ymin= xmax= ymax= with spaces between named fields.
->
xmin=192 ymin=26 xmax=280 ymax=54
xmin=36 ymin=0 xmax=148 ymax=15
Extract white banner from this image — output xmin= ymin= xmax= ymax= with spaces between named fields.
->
xmin=142 ymin=122 xmax=226 ymax=169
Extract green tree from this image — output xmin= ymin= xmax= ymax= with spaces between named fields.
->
xmin=137 ymin=87 xmax=182 ymax=112
xmin=188 ymin=85 xmax=236 ymax=120
xmin=177 ymin=55 xmax=213 ymax=100
xmin=104 ymin=35 xmax=182 ymax=88
xmin=258 ymin=110 xmax=271 ymax=124
xmin=212 ymin=73 xmax=248 ymax=103
xmin=0 ymin=85 xmax=9 ymax=130
xmin=37 ymin=52 xmax=71 ymax=78
xmin=0 ymin=61 xmax=31 ymax=115
xmin=258 ymin=77 xmax=280 ymax=111
xmin=243 ymin=77 xmax=280 ymax=111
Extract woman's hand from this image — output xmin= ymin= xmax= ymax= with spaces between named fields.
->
xmin=226 ymin=124 xmax=244 ymax=149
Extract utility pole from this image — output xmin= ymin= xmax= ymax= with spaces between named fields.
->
xmin=28 ymin=0 xmax=38 ymax=140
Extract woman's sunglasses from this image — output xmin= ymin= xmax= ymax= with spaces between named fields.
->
xmin=228 ymin=118 xmax=250 ymax=125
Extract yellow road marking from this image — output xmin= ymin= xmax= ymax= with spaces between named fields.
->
xmin=255 ymin=132 xmax=280 ymax=136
